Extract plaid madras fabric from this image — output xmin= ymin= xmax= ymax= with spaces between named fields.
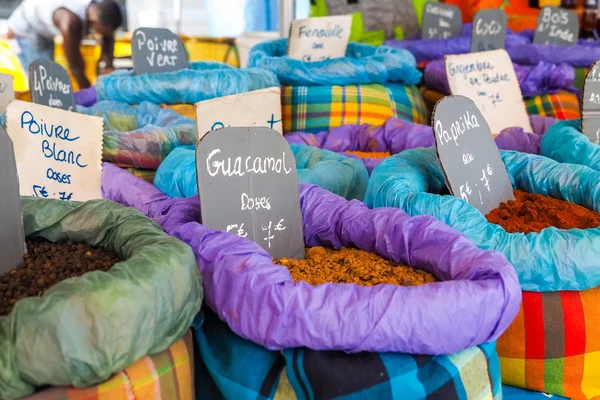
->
xmin=25 ymin=331 xmax=194 ymax=400
xmin=282 ymin=83 xmax=428 ymax=134
xmin=498 ymin=289 xmax=600 ymax=400
xmin=113 ymin=164 xmax=156 ymax=184
xmin=162 ymin=104 xmax=197 ymax=120
xmin=421 ymin=88 xmax=580 ymax=121
xmin=196 ymin=309 xmax=502 ymax=400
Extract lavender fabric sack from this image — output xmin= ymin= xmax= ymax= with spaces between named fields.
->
xmin=286 ymin=116 xmax=554 ymax=173
xmin=74 ymin=87 xmax=97 ymax=107
xmin=102 ymin=163 xmax=521 ymax=354
xmin=424 ymin=59 xmax=575 ymax=98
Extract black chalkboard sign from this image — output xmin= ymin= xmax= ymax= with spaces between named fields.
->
xmin=470 ymin=9 xmax=507 ymax=52
xmin=0 ymin=125 xmax=25 ymax=274
xmin=533 ymin=6 xmax=578 ymax=46
xmin=196 ymin=127 xmax=305 ymax=260
xmin=29 ymin=59 xmax=75 ymax=111
xmin=422 ymin=2 xmax=462 ymax=40
xmin=581 ymin=60 xmax=600 ymax=144
xmin=433 ymin=95 xmax=514 ymax=215
xmin=132 ymin=27 xmax=189 ymax=75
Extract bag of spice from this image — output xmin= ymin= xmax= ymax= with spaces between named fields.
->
xmin=248 ymin=39 xmax=428 ymax=133
xmin=78 ymin=101 xmax=196 ymax=179
xmin=422 ymin=59 xmax=580 ymax=120
xmin=0 ymin=197 xmax=202 ymax=400
xmin=153 ymin=144 xmax=369 ymax=200
xmin=540 ymin=119 xmax=600 ymax=173
xmin=95 ymin=61 xmax=279 ymax=118
xmin=286 ymin=115 xmax=555 ymax=174
xmin=102 ymin=164 xmax=520 ymax=399
xmin=365 ymin=147 xmax=600 ymax=398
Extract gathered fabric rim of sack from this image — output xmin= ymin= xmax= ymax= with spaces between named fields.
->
xmin=285 ymin=115 xmax=555 ymax=173
xmin=365 ymin=147 xmax=600 ymax=292
xmin=248 ymin=38 xmax=422 ymax=86
xmin=96 ymin=61 xmax=280 ymax=105
xmin=0 ymin=197 xmax=202 ymax=400
xmin=540 ymin=119 xmax=600 ymax=173
xmin=102 ymin=163 xmax=521 ymax=355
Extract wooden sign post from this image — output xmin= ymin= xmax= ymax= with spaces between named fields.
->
xmin=533 ymin=6 xmax=579 ymax=46
xmin=196 ymin=127 xmax=305 ymax=260
xmin=194 ymin=87 xmax=282 ymax=141
xmin=445 ymin=49 xmax=532 ymax=134
xmin=422 ymin=2 xmax=462 ymax=40
xmin=29 ymin=59 xmax=75 ymax=111
xmin=132 ymin=27 xmax=189 ymax=75
xmin=470 ymin=9 xmax=507 ymax=52
xmin=287 ymin=16 xmax=352 ymax=62
xmin=0 ymin=126 xmax=25 ymax=274
xmin=433 ymin=95 xmax=514 ymax=215
xmin=6 ymin=101 xmax=103 ymax=202
xmin=582 ymin=60 xmax=600 ymax=144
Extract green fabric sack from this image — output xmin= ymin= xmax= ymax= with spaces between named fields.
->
xmin=0 ymin=198 xmax=203 ymax=400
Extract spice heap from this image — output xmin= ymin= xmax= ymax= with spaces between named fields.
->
xmin=276 ymin=246 xmax=437 ymax=286
xmin=345 ymin=150 xmax=391 ymax=159
xmin=486 ymin=190 xmax=600 ymax=234
xmin=0 ymin=239 xmax=122 ymax=316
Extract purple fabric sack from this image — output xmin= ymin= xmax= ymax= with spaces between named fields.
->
xmin=424 ymin=59 xmax=575 ymax=98
xmin=285 ymin=116 xmax=554 ymax=173
xmin=74 ymin=86 xmax=97 ymax=107
xmin=102 ymin=163 xmax=521 ymax=354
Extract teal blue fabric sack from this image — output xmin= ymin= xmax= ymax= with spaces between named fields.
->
xmin=154 ymin=144 xmax=369 ymax=200
xmin=365 ymin=147 xmax=600 ymax=292
xmin=540 ymin=119 xmax=600 ymax=172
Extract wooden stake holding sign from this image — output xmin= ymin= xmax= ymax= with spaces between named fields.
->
xmin=0 ymin=126 xmax=25 ymax=275
xmin=470 ymin=9 xmax=507 ymax=52
xmin=533 ymin=6 xmax=579 ymax=46
xmin=6 ymin=101 xmax=103 ymax=202
xmin=445 ymin=49 xmax=532 ymax=134
xmin=581 ymin=60 xmax=600 ymax=144
xmin=287 ymin=16 xmax=352 ymax=62
xmin=132 ymin=27 xmax=189 ymax=75
xmin=194 ymin=87 xmax=283 ymax=141
xmin=0 ymin=73 xmax=15 ymax=115
xmin=196 ymin=127 xmax=305 ymax=260
xmin=29 ymin=59 xmax=75 ymax=111
xmin=433 ymin=95 xmax=514 ymax=215
xmin=421 ymin=2 xmax=462 ymax=40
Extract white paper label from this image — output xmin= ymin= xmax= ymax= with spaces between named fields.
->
xmin=0 ymin=73 xmax=14 ymax=115
xmin=6 ymin=100 xmax=103 ymax=202
xmin=287 ymin=15 xmax=352 ymax=62
xmin=195 ymin=87 xmax=282 ymax=140
xmin=445 ymin=49 xmax=532 ymax=134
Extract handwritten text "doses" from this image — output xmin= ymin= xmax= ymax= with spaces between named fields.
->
xmin=20 ymin=111 xmax=87 ymax=168
xmin=135 ymin=30 xmax=179 ymax=67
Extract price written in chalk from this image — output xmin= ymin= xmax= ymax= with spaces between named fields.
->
xmin=422 ymin=2 xmax=462 ymax=40
xmin=29 ymin=59 xmax=75 ymax=111
xmin=6 ymin=101 xmax=103 ymax=202
xmin=445 ymin=49 xmax=532 ymax=134
xmin=533 ymin=6 xmax=578 ymax=46
xmin=195 ymin=87 xmax=283 ymax=140
xmin=196 ymin=127 xmax=305 ymax=259
xmin=132 ymin=27 xmax=189 ymax=75
xmin=433 ymin=95 xmax=514 ymax=215
xmin=581 ymin=60 xmax=600 ymax=144
xmin=287 ymin=15 xmax=352 ymax=62
xmin=470 ymin=9 xmax=507 ymax=52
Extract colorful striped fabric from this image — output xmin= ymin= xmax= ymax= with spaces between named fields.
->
xmin=24 ymin=331 xmax=194 ymax=400
xmin=119 ymin=165 xmax=156 ymax=184
xmin=420 ymin=88 xmax=580 ymax=121
xmin=498 ymin=289 xmax=600 ymax=399
xmin=282 ymin=83 xmax=428 ymax=134
xmin=196 ymin=309 xmax=503 ymax=399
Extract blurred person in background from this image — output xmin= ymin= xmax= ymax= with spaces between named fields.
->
xmin=1 ymin=0 xmax=123 ymax=89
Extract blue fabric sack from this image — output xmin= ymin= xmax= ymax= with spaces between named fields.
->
xmin=365 ymin=147 xmax=600 ymax=292
xmin=540 ymin=119 xmax=600 ymax=173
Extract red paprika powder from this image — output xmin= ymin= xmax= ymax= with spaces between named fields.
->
xmin=485 ymin=190 xmax=600 ymax=234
